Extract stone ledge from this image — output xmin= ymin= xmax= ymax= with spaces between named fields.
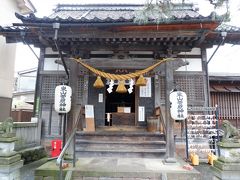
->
xmin=0 ymin=151 xmax=17 ymax=157
xmin=0 ymin=136 xmax=17 ymax=142
xmin=218 ymin=157 xmax=240 ymax=163
xmin=214 ymin=160 xmax=240 ymax=171
xmin=0 ymin=154 xmax=21 ymax=165
xmin=218 ymin=142 xmax=240 ymax=148
xmin=13 ymin=122 xmax=37 ymax=128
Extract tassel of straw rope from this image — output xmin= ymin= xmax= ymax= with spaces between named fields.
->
xmin=71 ymin=57 xmax=175 ymax=80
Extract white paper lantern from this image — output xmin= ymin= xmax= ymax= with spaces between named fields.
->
xmin=169 ymin=90 xmax=187 ymax=120
xmin=54 ymin=85 xmax=72 ymax=113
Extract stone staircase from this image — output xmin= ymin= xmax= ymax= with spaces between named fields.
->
xmin=75 ymin=131 xmax=166 ymax=158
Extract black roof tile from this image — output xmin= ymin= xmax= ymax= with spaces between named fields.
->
xmin=216 ymin=24 xmax=240 ymax=32
xmin=16 ymin=3 xmax=217 ymax=24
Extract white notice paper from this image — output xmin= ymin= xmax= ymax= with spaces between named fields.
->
xmin=98 ymin=93 xmax=103 ymax=103
xmin=124 ymin=107 xmax=131 ymax=113
xmin=85 ymin=105 xmax=94 ymax=118
xmin=140 ymin=77 xmax=151 ymax=97
xmin=138 ymin=106 xmax=145 ymax=122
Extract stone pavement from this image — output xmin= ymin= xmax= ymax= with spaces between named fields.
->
xmin=194 ymin=162 xmax=215 ymax=180
xmin=35 ymin=157 xmax=201 ymax=179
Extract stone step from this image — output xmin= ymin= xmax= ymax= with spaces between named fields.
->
xmin=75 ymin=148 xmax=166 ymax=158
xmin=75 ymin=131 xmax=166 ymax=158
xmin=76 ymin=139 xmax=166 ymax=149
xmin=97 ymin=125 xmax=147 ymax=132
xmin=76 ymin=131 xmax=165 ymax=142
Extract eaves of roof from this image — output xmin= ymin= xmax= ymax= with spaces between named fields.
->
xmin=209 ymin=75 xmax=240 ymax=82
xmin=16 ymin=0 xmax=37 ymax=15
xmin=210 ymin=85 xmax=240 ymax=93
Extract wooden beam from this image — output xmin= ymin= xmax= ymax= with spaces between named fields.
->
xmin=59 ymin=43 xmax=193 ymax=52
xmin=81 ymin=58 xmax=157 ymax=69
xmin=109 ymin=23 xmax=219 ymax=32
xmin=51 ymin=30 xmax=200 ymax=40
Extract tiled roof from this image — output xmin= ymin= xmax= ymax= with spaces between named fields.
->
xmin=16 ymin=3 xmax=216 ymax=24
xmin=216 ymin=24 xmax=240 ymax=32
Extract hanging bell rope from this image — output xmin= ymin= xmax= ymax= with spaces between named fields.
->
xmin=116 ymin=80 xmax=127 ymax=93
xmin=70 ymin=57 xmax=176 ymax=81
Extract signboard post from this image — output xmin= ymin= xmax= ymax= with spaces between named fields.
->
xmin=54 ymin=85 xmax=72 ymax=150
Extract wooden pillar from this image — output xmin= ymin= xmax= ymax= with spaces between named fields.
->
xmin=83 ymin=75 xmax=89 ymax=105
xmin=201 ymin=48 xmax=210 ymax=107
xmin=164 ymin=59 xmax=176 ymax=163
xmin=67 ymin=60 xmax=79 ymax=133
xmin=33 ymin=48 xmax=45 ymax=117
xmin=154 ymin=74 xmax=161 ymax=107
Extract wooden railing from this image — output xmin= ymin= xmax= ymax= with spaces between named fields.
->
xmin=56 ymin=107 xmax=82 ymax=180
xmin=13 ymin=120 xmax=41 ymax=150
xmin=155 ymin=106 xmax=166 ymax=134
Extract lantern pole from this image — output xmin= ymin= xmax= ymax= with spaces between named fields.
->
xmin=62 ymin=113 xmax=67 ymax=147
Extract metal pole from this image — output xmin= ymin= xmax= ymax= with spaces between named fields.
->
xmin=59 ymin=159 xmax=63 ymax=180
xmin=73 ymin=133 xmax=76 ymax=167
xmin=215 ymin=105 xmax=220 ymax=156
xmin=185 ymin=118 xmax=189 ymax=160
xmin=62 ymin=113 xmax=67 ymax=147
xmin=59 ymin=114 xmax=63 ymax=135
xmin=207 ymin=36 xmax=226 ymax=65
xmin=157 ymin=116 xmax=160 ymax=133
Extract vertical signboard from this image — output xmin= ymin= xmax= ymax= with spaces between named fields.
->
xmin=138 ymin=106 xmax=145 ymax=122
xmin=85 ymin=105 xmax=94 ymax=118
xmin=140 ymin=77 xmax=151 ymax=97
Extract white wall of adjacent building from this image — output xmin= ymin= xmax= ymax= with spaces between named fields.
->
xmin=0 ymin=0 xmax=35 ymax=120
xmin=0 ymin=0 xmax=20 ymax=98
xmin=0 ymin=1 xmax=20 ymax=120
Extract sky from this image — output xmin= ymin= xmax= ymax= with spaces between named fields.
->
xmin=15 ymin=0 xmax=240 ymax=74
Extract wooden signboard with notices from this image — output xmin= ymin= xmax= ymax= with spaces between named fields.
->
xmin=84 ymin=105 xmax=95 ymax=132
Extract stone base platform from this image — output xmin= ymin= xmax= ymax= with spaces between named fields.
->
xmin=35 ymin=157 xmax=201 ymax=180
xmin=211 ymin=142 xmax=240 ymax=180
xmin=211 ymin=160 xmax=240 ymax=180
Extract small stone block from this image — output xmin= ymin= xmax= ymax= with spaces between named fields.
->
xmin=99 ymin=178 xmax=122 ymax=180
xmin=163 ymin=157 xmax=177 ymax=164
xmin=43 ymin=176 xmax=55 ymax=180
xmin=83 ymin=177 xmax=98 ymax=180
xmin=34 ymin=176 xmax=44 ymax=180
